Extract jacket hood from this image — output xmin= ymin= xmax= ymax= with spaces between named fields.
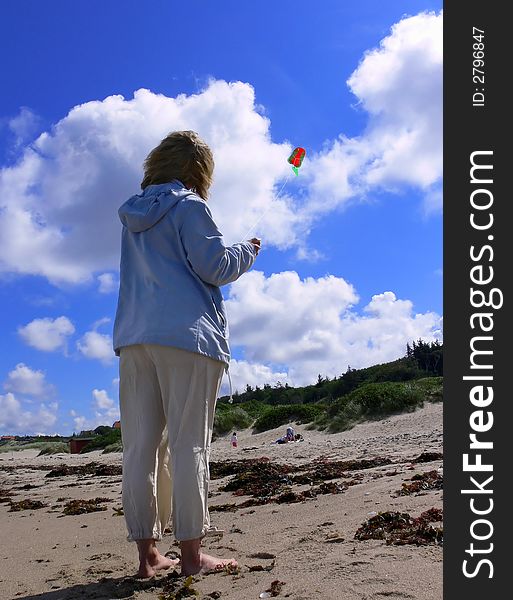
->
xmin=118 ymin=180 xmax=193 ymax=232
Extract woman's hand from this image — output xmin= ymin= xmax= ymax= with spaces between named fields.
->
xmin=249 ymin=238 xmax=261 ymax=256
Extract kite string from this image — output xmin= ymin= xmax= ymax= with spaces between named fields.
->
xmin=241 ymin=171 xmax=293 ymax=241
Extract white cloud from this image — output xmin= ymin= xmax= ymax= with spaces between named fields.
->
xmin=91 ymin=317 xmax=111 ymax=330
xmin=0 ymin=82 xmax=298 ymax=285
xmin=97 ymin=273 xmax=118 ymax=294
xmin=226 ymin=271 xmax=359 ymax=366
xmin=24 ymin=295 xmax=61 ymax=307
xmin=0 ymin=392 xmax=58 ymax=435
xmin=92 ymin=388 xmax=115 ymax=410
xmin=3 ymin=363 xmax=55 ymax=397
xmin=347 ymin=11 xmax=442 ymax=188
xmin=69 ymin=388 xmax=119 ymax=432
xmin=8 ymin=107 xmax=42 ymax=148
xmin=220 ymin=359 xmax=289 ymax=396
xmin=226 ymin=271 xmax=442 ymax=387
xmin=76 ymin=330 xmax=115 ymax=365
xmin=422 ymin=185 xmax=443 ymax=216
xmin=304 ymin=11 xmax=442 ymax=218
xmin=17 ymin=316 xmax=75 ymax=352
xmin=0 ymin=11 xmax=442 ymax=285
xmin=112 ymin=377 xmax=120 ymax=387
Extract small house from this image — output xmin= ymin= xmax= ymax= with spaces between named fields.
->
xmin=69 ymin=437 xmax=95 ymax=454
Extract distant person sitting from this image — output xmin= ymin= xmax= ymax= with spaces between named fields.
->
xmin=274 ymin=426 xmax=297 ymax=444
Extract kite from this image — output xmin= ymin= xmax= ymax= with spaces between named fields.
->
xmin=287 ymin=147 xmax=306 ymax=175
xmin=241 ymin=146 xmax=306 ymax=240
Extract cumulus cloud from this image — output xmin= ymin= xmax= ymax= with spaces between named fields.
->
xmin=92 ymin=388 xmax=117 ymax=412
xmin=220 ymin=359 xmax=289 ymax=396
xmin=97 ymin=273 xmax=118 ymax=294
xmin=0 ymin=11 xmax=441 ymax=285
xmin=17 ymin=316 xmax=75 ymax=352
xmin=0 ymin=82 xmax=298 ymax=285
xmin=304 ymin=11 xmax=442 ymax=219
xmin=69 ymin=388 xmax=119 ymax=432
xmin=226 ymin=271 xmax=442 ymax=387
xmin=3 ymin=363 xmax=56 ymax=397
xmin=348 ymin=12 xmax=442 ymax=185
xmin=76 ymin=330 xmax=115 ymax=365
xmin=0 ymin=392 xmax=58 ymax=435
xmin=76 ymin=317 xmax=115 ymax=365
xmin=7 ymin=107 xmax=43 ymax=149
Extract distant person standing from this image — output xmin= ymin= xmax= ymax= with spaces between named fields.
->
xmin=231 ymin=432 xmax=238 ymax=448
xmin=113 ymin=130 xmax=261 ymax=578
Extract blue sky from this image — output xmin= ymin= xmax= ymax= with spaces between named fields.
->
xmin=0 ymin=1 xmax=443 ymax=436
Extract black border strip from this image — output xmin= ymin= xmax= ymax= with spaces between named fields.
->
xmin=444 ymin=3 xmax=509 ymax=596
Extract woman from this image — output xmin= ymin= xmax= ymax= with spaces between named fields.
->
xmin=113 ymin=130 xmax=260 ymax=577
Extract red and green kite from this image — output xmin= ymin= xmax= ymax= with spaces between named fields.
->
xmin=287 ymin=147 xmax=306 ymax=175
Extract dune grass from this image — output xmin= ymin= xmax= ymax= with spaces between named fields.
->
xmin=37 ymin=442 xmax=70 ymax=455
xmin=252 ymin=403 xmax=326 ymax=433
xmin=315 ymin=378 xmax=443 ymax=433
xmin=0 ymin=441 xmax=68 ymax=453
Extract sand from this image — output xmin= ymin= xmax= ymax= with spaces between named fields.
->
xmin=0 ymin=402 xmax=443 ymax=600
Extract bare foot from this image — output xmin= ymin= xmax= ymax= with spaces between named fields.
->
xmin=137 ymin=551 xmax=180 ymax=579
xmin=181 ymin=552 xmax=238 ymax=576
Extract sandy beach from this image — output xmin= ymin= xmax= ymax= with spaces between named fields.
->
xmin=0 ymin=402 xmax=443 ymax=600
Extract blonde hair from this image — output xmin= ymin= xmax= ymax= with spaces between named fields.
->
xmin=141 ymin=130 xmax=214 ymax=200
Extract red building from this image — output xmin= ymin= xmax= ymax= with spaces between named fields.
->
xmin=69 ymin=437 xmax=95 ymax=454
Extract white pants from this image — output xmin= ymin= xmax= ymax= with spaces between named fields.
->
xmin=118 ymin=343 xmax=225 ymax=542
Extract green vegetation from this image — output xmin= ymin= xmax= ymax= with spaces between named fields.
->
xmin=0 ymin=440 xmax=68 ymax=453
xmin=315 ymin=377 xmax=443 ymax=433
xmin=213 ymin=405 xmax=254 ymax=437
xmin=37 ymin=442 xmax=70 ymax=456
xmin=219 ymin=339 xmax=443 ymax=408
xmin=252 ymin=403 xmax=326 ymax=433
xmin=215 ymin=340 xmax=443 ymax=435
xmin=411 ymin=376 xmax=443 ymax=402
xmin=102 ymin=441 xmax=124 ymax=453
xmin=0 ymin=434 xmax=67 ymax=445
xmin=79 ymin=428 xmax=122 ymax=453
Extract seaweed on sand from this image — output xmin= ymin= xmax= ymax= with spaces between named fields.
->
xmin=62 ymin=496 xmax=113 ymax=515
xmin=411 ymin=452 xmax=443 ymax=463
xmin=216 ymin=456 xmax=389 ymax=500
xmin=8 ymin=498 xmax=47 ymax=511
xmin=397 ymin=470 xmax=443 ymax=495
xmin=291 ymin=456 xmax=392 ymax=485
xmin=221 ymin=460 xmax=292 ymax=498
xmin=355 ymin=508 xmax=443 ymax=546
xmin=159 ymin=574 xmax=199 ymax=599
xmin=0 ymin=486 xmax=16 ymax=503
xmin=46 ymin=462 xmax=122 ymax=478
xmin=267 ymin=580 xmax=286 ymax=596
xmin=0 ymin=464 xmax=52 ymax=473
xmin=209 ymin=503 xmax=239 ymax=513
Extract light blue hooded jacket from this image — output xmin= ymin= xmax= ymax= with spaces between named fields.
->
xmin=112 ymin=180 xmax=257 ymax=366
